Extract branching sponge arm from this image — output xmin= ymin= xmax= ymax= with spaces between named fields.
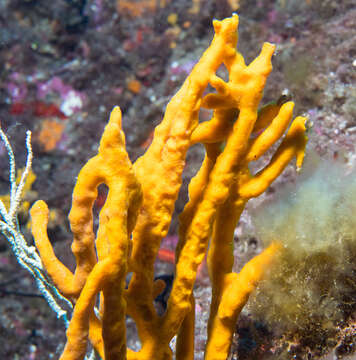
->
xmin=205 ymin=243 xmax=281 ymax=360
xmin=32 ymin=107 xmax=142 ymax=360
xmin=25 ymin=13 xmax=309 ymax=360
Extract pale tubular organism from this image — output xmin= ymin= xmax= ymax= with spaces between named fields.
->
xmin=0 ymin=128 xmax=72 ymax=327
xmin=28 ymin=13 xmax=307 ymax=360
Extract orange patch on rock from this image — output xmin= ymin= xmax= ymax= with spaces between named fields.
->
xmin=37 ymin=119 xmax=64 ymax=152
xmin=117 ymin=0 xmax=168 ymax=17
xmin=127 ymin=79 xmax=141 ymax=94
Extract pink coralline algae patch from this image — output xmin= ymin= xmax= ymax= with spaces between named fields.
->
xmin=6 ymin=72 xmax=28 ymax=102
xmin=0 ymin=256 xmax=11 ymax=266
xmin=160 ymin=235 xmax=179 ymax=250
xmin=6 ymin=73 xmax=85 ymax=119
xmin=267 ymin=9 xmax=279 ymax=24
xmin=37 ymin=76 xmax=86 ymax=116
xmin=170 ymin=60 xmax=197 ymax=76
xmin=6 ymin=81 xmax=28 ymax=103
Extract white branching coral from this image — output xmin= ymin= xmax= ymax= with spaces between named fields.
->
xmin=0 ymin=127 xmax=72 ymax=326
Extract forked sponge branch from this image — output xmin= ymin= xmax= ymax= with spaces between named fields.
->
xmin=0 ymin=13 xmax=309 ymax=360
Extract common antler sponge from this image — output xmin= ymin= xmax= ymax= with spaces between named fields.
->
xmin=29 ymin=14 xmax=308 ymax=360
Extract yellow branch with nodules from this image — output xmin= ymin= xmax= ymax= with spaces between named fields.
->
xmin=30 ymin=13 xmax=307 ymax=360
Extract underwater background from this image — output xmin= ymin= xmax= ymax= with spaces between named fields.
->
xmin=0 ymin=0 xmax=355 ymax=359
